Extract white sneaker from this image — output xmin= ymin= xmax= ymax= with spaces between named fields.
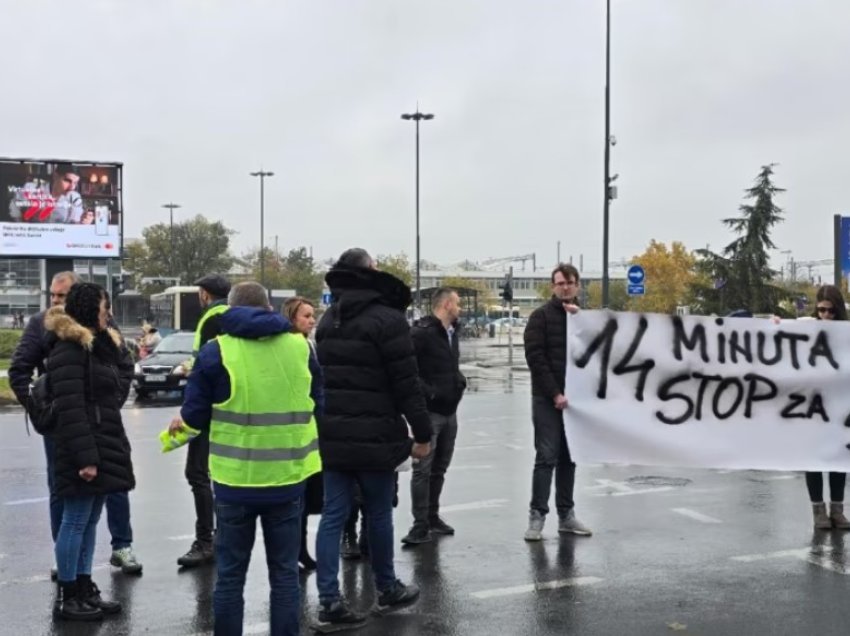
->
xmin=524 ymin=512 xmax=545 ymax=541
xmin=558 ymin=510 xmax=592 ymax=536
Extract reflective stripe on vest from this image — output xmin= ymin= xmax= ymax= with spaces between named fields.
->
xmin=193 ymin=303 xmax=228 ymax=355
xmin=209 ymin=332 xmax=321 ymax=488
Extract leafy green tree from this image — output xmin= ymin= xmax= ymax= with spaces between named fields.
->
xmin=692 ymin=165 xmax=789 ymax=315
xmin=376 ymin=253 xmax=413 ymax=286
xmin=630 ymin=240 xmax=698 ymax=314
xmin=124 ymin=215 xmax=234 ymax=294
xmin=245 ymin=246 xmax=324 ymax=302
xmin=585 ymin=280 xmax=629 ymax=310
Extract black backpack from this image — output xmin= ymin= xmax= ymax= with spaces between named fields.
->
xmin=27 ymin=351 xmax=93 ymax=436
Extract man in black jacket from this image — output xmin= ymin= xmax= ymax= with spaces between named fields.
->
xmin=522 ymin=264 xmax=592 ymax=541
xmin=313 ymin=248 xmax=432 ymax=629
xmin=9 ymin=271 xmax=142 ymax=574
xmin=402 ymin=288 xmax=466 ymax=545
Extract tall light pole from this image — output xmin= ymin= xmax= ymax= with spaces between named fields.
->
xmin=161 ymin=202 xmax=181 ymax=279
xmin=602 ymin=0 xmax=612 ymax=308
xmin=401 ymin=108 xmax=434 ymax=311
xmin=250 ymin=170 xmax=274 ymax=288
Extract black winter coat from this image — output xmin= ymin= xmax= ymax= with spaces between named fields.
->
xmin=316 ymin=265 xmax=432 ymax=471
xmin=411 ymin=316 xmax=466 ymax=415
xmin=8 ymin=310 xmax=51 ymax=407
xmin=45 ymin=307 xmax=136 ymax=497
xmin=524 ymin=296 xmax=567 ymax=399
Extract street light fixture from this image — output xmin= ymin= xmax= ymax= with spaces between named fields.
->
xmin=250 ymin=170 xmax=274 ymax=289
xmin=401 ymin=108 xmax=435 ymax=312
xmin=161 ymin=202 xmax=181 ymax=279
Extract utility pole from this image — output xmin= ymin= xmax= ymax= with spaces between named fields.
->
xmin=161 ymin=202 xmax=181 ymax=279
xmin=250 ymin=170 xmax=274 ymax=288
xmin=507 ymin=266 xmax=514 ymax=367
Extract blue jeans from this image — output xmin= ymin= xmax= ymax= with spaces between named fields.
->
xmin=43 ymin=436 xmax=132 ymax=549
xmin=316 ymin=470 xmax=397 ymax=605
xmin=214 ymin=498 xmax=302 ymax=636
xmin=55 ymin=495 xmax=105 ymax=583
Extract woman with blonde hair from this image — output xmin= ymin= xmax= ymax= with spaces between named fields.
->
xmin=282 ymin=296 xmax=324 ymax=570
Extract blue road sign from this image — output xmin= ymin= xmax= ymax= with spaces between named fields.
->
xmin=627 ymin=264 xmax=646 ymax=285
xmin=321 ymin=292 xmax=332 ymax=306
xmin=628 ymin=283 xmax=645 ymax=296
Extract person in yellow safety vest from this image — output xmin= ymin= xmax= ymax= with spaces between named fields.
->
xmin=170 ymin=281 xmax=321 ymax=636
xmin=175 ymin=273 xmax=231 ymax=570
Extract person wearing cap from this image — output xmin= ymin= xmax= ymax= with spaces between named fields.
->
xmin=175 ymin=273 xmax=231 ymax=568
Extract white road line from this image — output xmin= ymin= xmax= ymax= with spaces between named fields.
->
xmin=806 ymin=555 xmax=849 ymax=575
xmin=167 ymin=534 xmax=196 ymax=541
xmin=731 ymin=548 xmax=809 ymax=563
xmin=471 ymin=576 xmax=604 ymax=599
xmin=503 ymin=443 xmax=523 ymax=450
xmin=590 ymin=486 xmax=675 ymax=497
xmin=454 ymin=444 xmax=497 ymax=451
xmin=671 ymin=508 xmax=723 ymax=524
xmin=4 ymin=497 xmax=49 ymax=506
xmin=189 ymin=621 xmax=267 ymax=636
xmin=0 ymin=564 xmax=109 ymax=588
xmin=586 ymin=479 xmax=635 ymax=494
xmin=761 ymin=475 xmax=797 ymax=481
xmin=440 ymin=499 xmax=508 ymax=513
xmin=472 ymin=431 xmax=492 ymax=438
xmin=450 ymin=464 xmax=494 ymax=472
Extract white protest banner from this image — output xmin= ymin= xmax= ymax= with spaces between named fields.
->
xmin=565 ymin=310 xmax=850 ymax=471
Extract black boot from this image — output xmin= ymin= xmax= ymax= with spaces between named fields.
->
xmin=53 ymin=580 xmax=103 ymax=622
xmin=299 ymin=511 xmax=317 ymax=571
xmin=77 ymin=575 xmax=122 ymax=615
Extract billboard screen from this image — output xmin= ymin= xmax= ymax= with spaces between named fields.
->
xmin=0 ymin=158 xmax=122 ymax=258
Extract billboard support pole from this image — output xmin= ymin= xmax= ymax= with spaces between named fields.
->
xmin=834 ymin=214 xmax=842 ymax=288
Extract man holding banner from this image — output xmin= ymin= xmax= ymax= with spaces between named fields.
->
xmin=522 ymin=264 xmax=592 ymax=541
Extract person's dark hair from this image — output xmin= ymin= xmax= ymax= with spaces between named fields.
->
xmin=551 ymin=263 xmax=580 ymax=284
xmin=228 ymin=282 xmax=269 ymax=308
xmin=336 ymin=248 xmax=373 ymax=269
xmin=282 ymin=296 xmax=315 ymax=322
xmin=65 ymin=283 xmax=108 ymax=330
xmin=814 ymin=285 xmax=848 ymax=321
xmin=54 ymin=164 xmax=77 ymax=178
xmin=431 ymin=287 xmax=457 ymax=311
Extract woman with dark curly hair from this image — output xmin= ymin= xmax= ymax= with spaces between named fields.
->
xmin=45 ymin=283 xmax=135 ymax=621
xmin=806 ymin=284 xmax=850 ymax=530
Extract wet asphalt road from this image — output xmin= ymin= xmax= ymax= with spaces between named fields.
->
xmin=2 ymin=341 xmax=850 ymax=635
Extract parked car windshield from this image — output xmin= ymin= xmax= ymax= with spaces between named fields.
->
xmin=154 ymin=332 xmax=194 ymax=354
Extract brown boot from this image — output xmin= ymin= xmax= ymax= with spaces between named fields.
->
xmin=813 ymin=503 xmax=832 ymax=529
xmin=829 ymin=503 xmax=850 ymax=529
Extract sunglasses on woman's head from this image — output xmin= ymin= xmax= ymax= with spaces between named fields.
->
xmin=817 ymin=306 xmax=836 ymax=315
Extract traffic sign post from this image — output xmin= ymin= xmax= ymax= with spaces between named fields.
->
xmin=627 ymin=264 xmax=645 ymax=297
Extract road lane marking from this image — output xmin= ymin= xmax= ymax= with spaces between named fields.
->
xmin=731 ymin=548 xmax=810 ymax=563
xmin=167 ymin=534 xmax=196 ymax=541
xmin=731 ymin=547 xmax=849 ymax=575
xmin=0 ymin=564 xmax=108 ymax=588
xmin=440 ymin=499 xmax=508 ymax=513
xmin=450 ymin=464 xmax=494 ymax=471
xmin=671 ymin=508 xmax=723 ymax=524
xmin=503 ymin=443 xmax=523 ymax=450
xmin=4 ymin=497 xmax=49 ymax=506
xmin=472 ymin=431 xmax=492 ymax=438
xmin=589 ymin=486 xmax=675 ymax=497
xmin=471 ymin=576 xmax=604 ymax=599
xmin=454 ymin=444 xmax=497 ymax=451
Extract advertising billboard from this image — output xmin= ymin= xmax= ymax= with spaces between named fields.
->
xmin=0 ymin=157 xmax=123 ymax=258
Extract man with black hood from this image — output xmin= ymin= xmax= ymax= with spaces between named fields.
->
xmin=313 ymin=248 xmax=432 ymax=630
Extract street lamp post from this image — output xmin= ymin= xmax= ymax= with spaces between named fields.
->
xmin=161 ymin=202 xmax=181 ymax=279
xmin=250 ymin=170 xmax=274 ymax=289
xmin=602 ymin=0 xmax=612 ymax=308
xmin=401 ymin=108 xmax=434 ymax=311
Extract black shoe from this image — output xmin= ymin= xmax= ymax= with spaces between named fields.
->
xmin=374 ymin=580 xmax=420 ymax=615
xmin=340 ymin=531 xmax=361 ymax=560
xmin=177 ymin=541 xmax=214 ymax=568
xmin=53 ymin=581 xmax=103 ymax=622
xmin=314 ymin=600 xmax=368 ymax=633
xmin=299 ymin=549 xmax=317 ymax=571
xmin=77 ymin=577 xmax=122 ymax=615
xmin=401 ymin=525 xmax=432 ymax=545
xmin=429 ymin=516 xmax=455 ymax=535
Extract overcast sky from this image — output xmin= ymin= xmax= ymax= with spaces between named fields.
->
xmin=2 ymin=0 xmax=848 ymax=274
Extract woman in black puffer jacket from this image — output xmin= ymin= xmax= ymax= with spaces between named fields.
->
xmin=45 ymin=283 xmax=135 ymax=622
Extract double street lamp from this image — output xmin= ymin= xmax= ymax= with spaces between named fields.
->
xmin=401 ymin=109 xmax=434 ymax=311
xmin=161 ymin=202 xmax=181 ymax=279
xmin=250 ymin=170 xmax=274 ymax=289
